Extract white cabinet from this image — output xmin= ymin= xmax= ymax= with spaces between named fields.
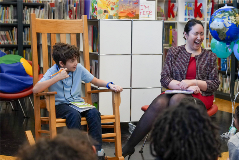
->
xmin=95 ymin=20 xmax=163 ymax=122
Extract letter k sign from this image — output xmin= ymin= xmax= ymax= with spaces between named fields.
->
xmin=167 ymin=0 xmax=175 ymax=18
xmin=194 ymin=0 xmax=202 ymax=18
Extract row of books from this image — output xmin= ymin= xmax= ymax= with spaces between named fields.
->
xmin=90 ymin=59 xmax=98 ymax=78
xmin=23 ymin=0 xmax=156 ymax=20
xmin=23 ymin=27 xmax=31 ymax=45
xmin=23 ymin=48 xmax=32 ymax=60
xmin=22 ymin=0 xmax=79 ymax=3
xmin=207 ymin=2 xmax=212 ymax=21
xmin=216 ymin=0 xmax=233 ymax=3
xmin=88 ymin=25 xmax=98 ymax=52
xmin=0 ymin=5 xmax=18 ymax=24
xmin=218 ymin=73 xmax=230 ymax=93
xmin=163 ymin=24 xmax=177 ymax=47
xmin=23 ymin=0 xmax=54 ymax=2
xmin=206 ymin=28 xmax=212 ymax=48
xmin=23 ymin=6 xmax=45 ymax=23
xmin=217 ymin=57 xmax=231 ymax=71
xmin=0 ymin=27 xmax=17 ymax=45
xmin=0 ymin=48 xmax=18 ymax=55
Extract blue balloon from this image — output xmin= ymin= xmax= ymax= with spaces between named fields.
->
xmin=233 ymin=40 xmax=239 ymax=61
xmin=211 ymin=38 xmax=234 ymax=58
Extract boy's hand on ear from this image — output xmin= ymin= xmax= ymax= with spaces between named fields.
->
xmin=109 ymin=84 xmax=123 ymax=92
xmin=56 ymin=68 xmax=69 ymax=80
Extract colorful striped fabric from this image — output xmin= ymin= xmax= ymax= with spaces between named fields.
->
xmin=0 ymin=51 xmax=33 ymax=93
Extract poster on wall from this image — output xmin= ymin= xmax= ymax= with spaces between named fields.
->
xmin=118 ymin=0 xmax=139 ymax=19
xmin=139 ymin=1 xmax=155 ymax=20
xmin=97 ymin=0 xmax=119 ymax=19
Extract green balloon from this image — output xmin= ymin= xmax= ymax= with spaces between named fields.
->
xmin=211 ymin=38 xmax=234 ymax=58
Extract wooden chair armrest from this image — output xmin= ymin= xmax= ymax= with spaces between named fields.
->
xmin=87 ymin=89 xmax=112 ymax=94
xmin=35 ymin=92 xmax=57 ymax=96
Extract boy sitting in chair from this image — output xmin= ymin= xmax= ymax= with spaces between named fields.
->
xmin=33 ymin=43 xmax=123 ymax=158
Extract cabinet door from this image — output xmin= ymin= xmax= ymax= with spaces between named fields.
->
xmin=132 ymin=55 xmax=162 ymax=88
xmin=132 ymin=21 xmax=163 ymax=54
xmin=99 ymin=89 xmax=130 ymax=122
xmin=100 ymin=20 xmax=131 ymax=55
xmin=131 ymin=88 xmax=161 ymax=121
xmin=99 ymin=55 xmax=131 ymax=88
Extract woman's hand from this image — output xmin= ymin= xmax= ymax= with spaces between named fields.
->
xmin=187 ymin=86 xmax=201 ymax=94
xmin=178 ymin=80 xmax=195 ymax=89
xmin=109 ymin=84 xmax=123 ymax=92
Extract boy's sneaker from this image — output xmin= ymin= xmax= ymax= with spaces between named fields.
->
xmin=98 ymin=149 xmax=107 ymax=160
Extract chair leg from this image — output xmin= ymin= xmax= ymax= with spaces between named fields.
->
xmin=18 ymin=99 xmax=28 ymax=118
xmin=9 ymin=101 xmax=15 ymax=111
xmin=28 ymin=96 xmax=34 ymax=110
xmin=139 ymin=133 xmax=150 ymax=153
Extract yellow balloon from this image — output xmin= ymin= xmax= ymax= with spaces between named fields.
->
xmin=20 ymin=58 xmax=33 ymax=76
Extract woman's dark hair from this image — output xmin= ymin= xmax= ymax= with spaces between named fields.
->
xmin=150 ymin=97 xmax=221 ymax=160
xmin=17 ymin=129 xmax=97 ymax=160
xmin=184 ymin=19 xmax=204 ymax=40
xmin=52 ymin=43 xmax=80 ymax=67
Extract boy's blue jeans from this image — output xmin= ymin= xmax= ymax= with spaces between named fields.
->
xmin=55 ymin=103 xmax=102 ymax=151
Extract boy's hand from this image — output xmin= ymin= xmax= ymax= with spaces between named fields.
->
xmin=56 ymin=68 xmax=69 ymax=80
xmin=109 ymin=84 xmax=123 ymax=92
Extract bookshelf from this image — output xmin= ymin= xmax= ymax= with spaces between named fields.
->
xmin=0 ymin=0 xmax=44 ymax=58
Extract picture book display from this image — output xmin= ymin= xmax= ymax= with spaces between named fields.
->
xmin=97 ymin=0 xmax=119 ymax=19
xmin=139 ymin=0 xmax=155 ymax=20
xmin=118 ymin=0 xmax=139 ymax=19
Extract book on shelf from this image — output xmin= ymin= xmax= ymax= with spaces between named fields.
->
xmin=88 ymin=25 xmax=98 ymax=52
xmin=91 ymin=0 xmax=97 ymax=19
xmin=221 ymin=58 xmax=227 ymax=71
xmin=157 ymin=4 xmax=165 ymax=20
xmin=184 ymin=2 xmax=204 ymax=21
xmin=118 ymin=0 xmax=139 ymax=19
xmin=23 ymin=27 xmax=31 ymax=45
xmin=88 ymin=25 xmax=93 ymax=52
xmin=207 ymin=2 xmax=212 ymax=21
xmin=91 ymin=59 xmax=98 ymax=78
xmin=217 ymin=73 xmax=230 ymax=94
xmin=139 ymin=1 xmax=155 ymax=20
xmin=167 ymin=3 xmax=177 ymax=21
xmin=217 ymin=58 xmax=221 ymax=70
xmin=97 ymin=0 xmax=119 ymax=19
xmin=23 ymin=48 xmax=32 ymax=61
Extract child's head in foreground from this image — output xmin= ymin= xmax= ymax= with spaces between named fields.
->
xmin=150 ymin=97 xmax=221 ymax=160
xmin=17 ymin=129 xmax=97 ymax=160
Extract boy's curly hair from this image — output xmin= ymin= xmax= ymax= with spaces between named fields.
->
xmin=150 ymin=97 xmax=221 ymax=160
xmin=52 ymin=43 xmax=80 ymax=67
xmin=17 ymin=129 xmax=97 ymax=160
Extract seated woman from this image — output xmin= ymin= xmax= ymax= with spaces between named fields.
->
xmin=150 ymin=97 xmax=221 ymax=160
xmin=122 ymin=19 xmax=220 ymax=158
